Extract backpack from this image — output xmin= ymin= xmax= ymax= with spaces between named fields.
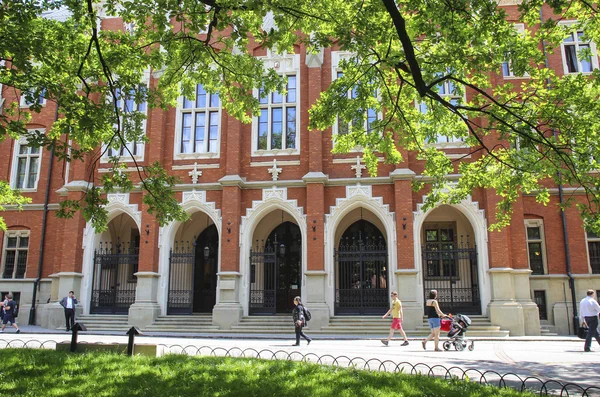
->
xmin=303 ymin=306 xmax=312 ymax=322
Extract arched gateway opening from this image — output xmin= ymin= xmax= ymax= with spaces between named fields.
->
xmin=421 ymin=205 xmax=481 ymax=314
xmin=167 ymin=212 xmax=219 ymax=314
xmin=91 ymin=213 xmax=139 ymax=314
xmin=335 ymin=218 xmax=388 ymax=315
xmin=250 ymin=217 xmax=301 ymax=315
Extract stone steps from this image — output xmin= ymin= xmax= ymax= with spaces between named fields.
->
xmin=540 ymin=321 xmax=559 ymax=336
xmin=76 ymin=315 xmax=130 ymax=332
xmin=145 ymin=314 xmax=219 ymax=333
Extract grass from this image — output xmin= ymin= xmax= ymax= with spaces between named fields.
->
xmin=0 ymin=349 xmax=535 ymax=397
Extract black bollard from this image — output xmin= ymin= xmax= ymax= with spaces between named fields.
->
xmin=126 ymin=326 xmax=142 ymax=356
xmin=70 ymin=322 xmax=87 ymax=352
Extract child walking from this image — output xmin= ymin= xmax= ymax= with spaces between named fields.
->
xmin=381 ymin=291 xmax=408 ymax=346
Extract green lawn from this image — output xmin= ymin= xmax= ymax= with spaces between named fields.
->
xmin=0 ymin=349 xmax=534 ymax=397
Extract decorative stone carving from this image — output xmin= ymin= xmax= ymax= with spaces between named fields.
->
xmin=268 ymin=159 xmax=282 ymax=181
xmin=351 ymin=156 xmax=366 ymax=178
xmin=182 ymin=190 xmax=206 ymax=205
xmin=188 ymin=162 xmax=203 ymax=184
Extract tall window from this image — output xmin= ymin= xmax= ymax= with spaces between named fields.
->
xmin=256 ymin=75 xmax=297 ymax=151
xmin=561 ymin=25 xmax=597 ymax=74
xmin=20 ymin=88 xmax=47 ymax=108
xmin=11 ymin=138 xmax=42 ymax=190
xmin=2 ymin=233 xmax=29 ymax=279
xmin=502 ymin=24 xmax=527 ymax=78
xmin=420 ymin=79 xmax=465 ymax=144
xmin=586 ymin=230 xmax=600 ymax=274
xmin=335 ymin=72 xmax=378 ymax=135
xmin=180 ymin=84 xmax=220 ymax=154
xmin=525 ymin=220 xmax=546 ymax=275
xmin=106 ymin=85 xmax=147 ymax=158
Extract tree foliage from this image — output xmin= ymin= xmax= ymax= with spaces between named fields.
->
xmin=1 ymin=0 xmax=600 ymax=232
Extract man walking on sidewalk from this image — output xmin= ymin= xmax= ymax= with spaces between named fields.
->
xmin=381 ymin=291 xmax=409 ymax=346
xmin=580 ymin=289 xmax=600 ymax=352
xmin=0 ymin=294 xmax=20 ymax=334
xmin=60 ymin=291 xmax=78 ymax=332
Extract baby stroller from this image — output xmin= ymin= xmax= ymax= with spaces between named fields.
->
xmin=442 ymin=314 xmax=475 ymax=351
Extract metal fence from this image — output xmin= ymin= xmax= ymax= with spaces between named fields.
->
xmin=0 ymin=339 xmax=598 ymax=397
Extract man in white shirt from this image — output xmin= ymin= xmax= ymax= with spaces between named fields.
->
xmin=59 ymin=291 xmax=78 ymax=332
xmin=579 ymin=289 xmax=600 ymax=352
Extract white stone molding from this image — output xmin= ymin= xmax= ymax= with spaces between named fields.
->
xmin=324 ymin=184 xmax=397 ymax=316
xmin=156 ymin=189 xmax=222 ymax=315
xmin=80 ymin=192 xmax=143 ymax=315
xmin=188 ymin=163 xmax=203 ymax=184
xmin=412 ymin=195 xmax=490 ymax=314
xmin=351 ymin=156 xmax=366 ymax=178
xmin=239 ymin=187 xmax=307 ymax=315
xmin=268 ymin=159 xmax=283 ymax=181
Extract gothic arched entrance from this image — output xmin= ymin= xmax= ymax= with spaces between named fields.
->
xmin=90 ymin=213 xmax=139 ymax=314
xmin=421 ymin=205 xmax=481 ymax=314
xmin=167 ymin=214 xmax=219 ymax=314
xmin=335 ymin=219 xmax=388 ymax=315
xmin=249 ymin=221 xmax=301 ymax=314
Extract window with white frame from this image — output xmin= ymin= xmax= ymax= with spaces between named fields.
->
xmin=19 ymin=87 xmax=47 ymax=108
xmin=586 ymin=229 xmax=600 ymax=274
xmin=105 ymin=84 xmax=147 ymax=159
xmin=560 ymin=23 xmax=598 ymax=74
xmin=176 ymin=83 xmax=220 ymax=156
xmin=419 ymin=78 xmax=465 ymax=145
xmin=256 ymin=75 xmax=298 ymax=151
xmin=251 ymin=51 xmax=300 ymax=155
xmin=2 ymin=231 xmax=29 ymax=279
xmin=11 ymin=134 xmax=42 ymax=190
xmin=525 ymin=219 xmax=547 ymax=275
xmin=502 ymin=24 xmax=528 ymax=78
xmin=335 ymin=71 xmax=378 ymax=135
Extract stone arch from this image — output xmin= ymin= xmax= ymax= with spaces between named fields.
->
xmin=324 ymin=185 xmax=396 ymax=316
xmin=157 ymin=190 xmax=222 ymax=315
xmin=239 ymin=187 xmax=307 ymax=315
xmin=413 ymin=196 xmax=491 ymax=315
xmin=80 ymin=193 xmax=142 ymax=315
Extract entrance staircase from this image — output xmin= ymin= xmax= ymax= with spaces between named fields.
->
xmin=319 ymin=315 xmax=510 ymax=337
xmin=75 ymin=314 xmax=130 ymax=333
xmin=222 ymin=315 xmax=292 ymax=334
xmin=144 ymin=314 xmax=219 ymax=333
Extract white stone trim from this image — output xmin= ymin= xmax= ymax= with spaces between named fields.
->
xmin=239 ymin=187 xmax=307 ymax=315
xmin=80 ymin=193 xmax=142 ymax=315
xmin=413 ymin=195 xmax=491 ymax=315
xmin=156 ymin=189 xmax=222 ymax=315
xmin=324 ymin=184 xmax=397 ymax=316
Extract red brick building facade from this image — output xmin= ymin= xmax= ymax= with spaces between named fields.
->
xmin=0 ymin=3 xmax=598 ymax=335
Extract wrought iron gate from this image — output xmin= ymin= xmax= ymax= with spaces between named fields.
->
xmin=335 ymin=236 xmax=388 ymax=315
xmin=90 ymin=243 xmax=138 ymax=314
xmin=422 ymin=245 xmax=480 ymax=314
xmin=167 ymin=241 xmax=195 ymax=314
xmin=249 ymin=237 xmax=301 ymax=315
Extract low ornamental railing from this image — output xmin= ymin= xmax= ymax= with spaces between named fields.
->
xmin=0 ymin=339 xmax=598 ymax=397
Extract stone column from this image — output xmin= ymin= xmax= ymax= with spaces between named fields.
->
xmin=485 ymin=190 xmax=525 ymax=335
xmin=510 ymin=196 xmax=540 ymax=335
xmin=390 ymin=169 xmax=420 ymax=330
xmin=213 ymin=178 xmax=244 ymax=329
xmin=304 ymin=174 xmax=329 ymax=329
xmin=128 ymin=204 xmax=161 ymax=329
xmin=301 ymin=48 xmax=330 ymax=329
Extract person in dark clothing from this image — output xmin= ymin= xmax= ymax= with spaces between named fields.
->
xmin=59 ymin=291 xmax=78 ymax=331
xmin=422 ymin=289 xmax=446 ymax=351
xmin=1 ymin=294 xmax=20 ymax=333
xmin=292 ymin=296 xmax=311 ymax=346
